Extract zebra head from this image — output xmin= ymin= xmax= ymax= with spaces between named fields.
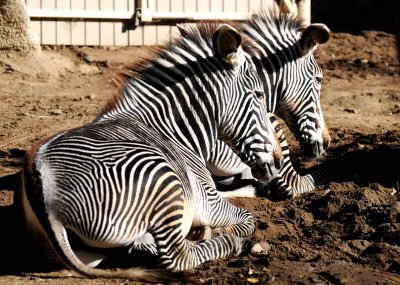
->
xmin=279 ymin=23 xmax=331 ymax=160
xmin=213 ymin=24 xmax=283 ymax=182
xmin=237 ymin=9 xmax=331 ymax=160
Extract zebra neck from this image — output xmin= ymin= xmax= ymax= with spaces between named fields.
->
xmin=100 ymin=75 xmax=224 ymax=165
xmin=241 ymin=12 xmax=303 ymax=115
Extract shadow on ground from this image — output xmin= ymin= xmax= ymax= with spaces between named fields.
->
xmin=0 ymin=131 xmax=399 ymax=275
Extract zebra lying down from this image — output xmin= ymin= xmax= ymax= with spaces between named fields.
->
xmin=21 ymin=23 xmax=282 ymax=283
xmin=178 ymin=4 xmax=332 ymax=199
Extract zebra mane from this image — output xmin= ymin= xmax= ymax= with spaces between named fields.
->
xmin=123 ymin=21 xmax=236 ymax=80
xmin=101 ymin=21 xmax=254 ymax=115
xmin=240 ymin=5 xmax=307 ymax=55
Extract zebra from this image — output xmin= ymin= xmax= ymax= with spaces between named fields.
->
xmin=178 ymin=5 xmax=332 ymax=199
xmin=20 ymin=23 xmax=282 ymax=283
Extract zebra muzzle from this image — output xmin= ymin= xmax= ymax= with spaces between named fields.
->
xmin=251 ymin=161 xmax=279 ymax=182
xmin=248 ymin=144 xmax=282 ymax=181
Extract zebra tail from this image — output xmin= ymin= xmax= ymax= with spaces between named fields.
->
xmin=47 ymin=217 xmax=192 ymax=283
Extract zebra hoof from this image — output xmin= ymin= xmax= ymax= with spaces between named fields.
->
xmin=243 ymin=239 xmax=270 ymax=256
xmin=250 ymin=241 xmax=270 ymax=256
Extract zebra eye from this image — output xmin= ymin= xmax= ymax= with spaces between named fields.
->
xmin=255 ymin=90 xmax=264 ymax=100
xmin=315 ymin=76 xmax=323 ymax=84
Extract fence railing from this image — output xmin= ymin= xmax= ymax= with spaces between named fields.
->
xmin=25 ymin=0 xmax=310 ymax=46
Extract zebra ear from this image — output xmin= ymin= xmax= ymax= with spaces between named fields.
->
xmin=300 ymin=23 xmax=331 ymax=53
xmin=212 ymin=24 xmax=243 ymax=67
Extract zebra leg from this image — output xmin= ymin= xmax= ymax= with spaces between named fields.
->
xmin=155 ymin=230 xmax=267 ymax=271
xmin=198 ymin=187 xmax=268 ymax=255
xmin=258 ymin=123 xmax=304 ymax=199
xmin=128 ymin=183 xmax=268 ymax=262
xmin=129 ymin=226 xmax=219 ymax=256
xmin=150 ymin=204 xmax=263 ymax=271
xmin=118 ymin=206 xmax=265 ymax=263
xmin=209 ymin=204 xmax=255 ymax=238
xmin=214 ymin=117 xmax=331 ymax=200
xmin=159 ymin=234 xmax=255 ymax=271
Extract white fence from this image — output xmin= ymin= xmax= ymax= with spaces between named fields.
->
xmin=25 ymin=0 xmax=309 ymax=46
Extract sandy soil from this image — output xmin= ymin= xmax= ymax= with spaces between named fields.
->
xmin=0 ymin=30 xmax=399 ymax=285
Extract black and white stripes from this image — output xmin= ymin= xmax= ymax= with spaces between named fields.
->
xmin=207 ymin=6 xmax=332 ymax=198
xmin=22 ymin=22 xmax=279 ymax=282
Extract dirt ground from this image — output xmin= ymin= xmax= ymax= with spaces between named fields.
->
xmin=0 ymin=29 xmax=399 ymax=285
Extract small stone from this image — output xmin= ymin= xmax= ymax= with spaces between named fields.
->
xmin=49 ymin=109 xmax=63 ymax=115
xmin=344 ymin=108 xmax=357 ymax=113
xmin=86 ymin=94 xmax=96 ymax=100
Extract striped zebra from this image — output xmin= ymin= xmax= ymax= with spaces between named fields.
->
xmin=178 ymin=5 xmax=332 ymax=199
xmin=21 ymin=23 xmax=282 ymax=282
